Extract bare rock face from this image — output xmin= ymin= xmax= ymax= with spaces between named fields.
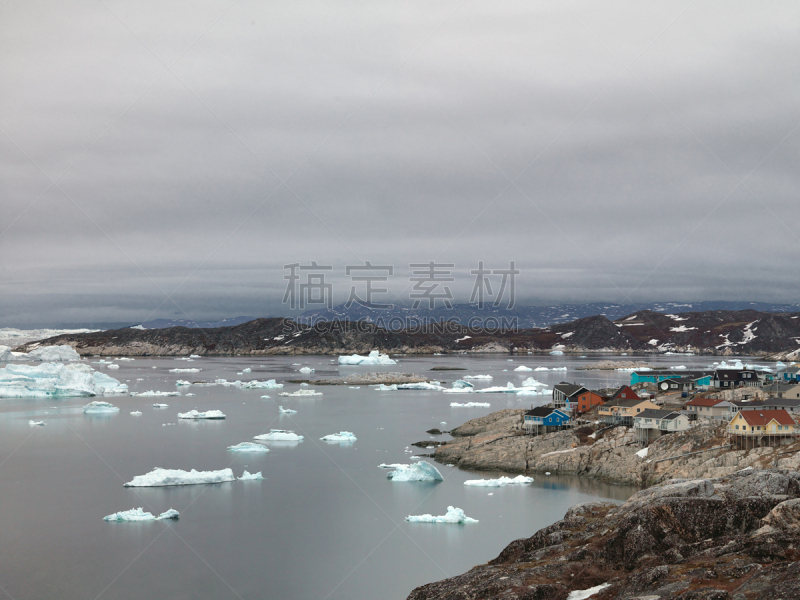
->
xmin=449 ymin=409 xmax=525 ymax=437
xmin=408 ymin=470 xmax=800 ymax=600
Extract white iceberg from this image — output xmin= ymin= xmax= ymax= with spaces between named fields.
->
xmin=520 ymin=377 xmax=546 ymax=387
xmin=278 ymin=406 xmax=297 ymax=414
xmin=451 ymin=380 xmax=474 ymax=389
xmin=549 ymin=350 xmax=564 ymax=356
xmin=189 ymin=354 xmax=201 ymax=358
xmin=443 ymin=386 xmax=474 ymax=394
xmin=177 ymin=409 xmax=226 ymax=420
xmin=26 ymin=345 xmax=81 ymax=362
xmin=242 ymin=367 xmax=252 ymax=373
xmin=337 ymin=350 xmax=396 ymax=365
xmin=124 ymin=467 xmax=236 ymax=487
xmin=298 ymin=367 xmax=314 ymax=374
xmin=396 ymin=382 xmax=444 ymax=391
xmin=239 ymin=379 xmax=283 ymax=389
xmin=130 ymin=411 xmax=142 ymax=416
xmin=513 ymin=365 xmax=532 ymax=372
xmin=28 ymin=420 xmax=45 ymax=426
xmin=405 ymin=506 xmax=478 ymax=524
xmin=107 ymin=363 xmax=120 ymax=370
xmin=320 ymin=431 xmax=357 ymax=443
xmin=516 ymin=388 xmax=551 ymax=396
xmin=239 ymin=470 xmax=263 ymax=481
xmin=450 ymin=402 xmax=491 ymax=408
xmin=169 ymin=368 xmax=200 ymax=373
xmin=475 ymin=383 xmax=518 ymax=393
xmin=464 ymin=475 xmax=533 ymax=487
xmin=0 ymin=362 xmax=127 ymax=398
xmin=153 ymin=403 xmax=169 ymax=408
xmin=227 ymin=442 xmax=270 ymax=453
xmin=131 ymin=390 xmax=180 ymax=397
xmin=254 ymin=429 xmax=303 ymax=442
xmin=279 ymin=389 xmax=321 ymax=397
xmin=375 ymin=384 xmax=398 ymax=391
xmin=175 ymin=380 xmax=191 ymax=386
xmin=386 ymin=461 xmax=443 ymax=482
xmin=463 ymin=374 xmax=492 ymax=380
xmin=103 ymin=507 xmax=179 ymax=522
xmin=83 ymin=401 xmax=120 ymax=414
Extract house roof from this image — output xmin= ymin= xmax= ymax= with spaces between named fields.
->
xmin=525 ymin=406 xmax=557 ymax=418
xmin=737 ymin=410 xmax=795 ymax=427
xmin=685 ymin=397 xmax=726 ymax=408
xmin=636 ymin=409 xmax=680 ymax=420
xmin=607 ymin=385 xmax=640 ymax=403
xmin=715 ymin=369 xmax=758 ymax=381
xmin=604 ymin=397 xmax=647 ymax=409
xmin=553 ymin=383 xmax=587 ymax=398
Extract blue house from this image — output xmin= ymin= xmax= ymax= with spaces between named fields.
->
xmin=777 ymin=367 xmax=800 ymax=382
xmin=523 ymin=407 xmax=570 ymax=430
xmin=630 ymin=370 xmax=712 ymax=388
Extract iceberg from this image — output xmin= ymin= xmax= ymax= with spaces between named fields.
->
xmin=175 ymin=380 xmax=191 ymax=386
xmin=130 ymin=411 xmax=142 ymax=416
xmin=26 ymin=345 xmax=81 ymax=362
xmin=83 ymin=401 xmax=120 ymax=414
xmin=451 ymin=380 xmax=474 ymax=389
xmin=227 ymin=442 xmax=270 ymax=452
xmin=443 ymin=386 xmax=474 ymax=394
xmin=279 ymin=389 xmax=321 ymax=397
xmin=0 ymin=362 xmax=127 ymax=398
xmin=298 ymin=367 xmax=314 ymax=374
xmin=131 ymin=390 xmax=180 ymax=397
xmin=463 ymin=475 xmax=533 ymax=487
xmin=169 ymin=368 xmax=200 ymax=373
xmin=337 ymin=351 xmax=396 ymax=365
xmin=396 ymin=382 xmax=444 ymax=391
xmin=254 ymin=429 xmax=303 ymax=441
xmin=534 ymin=366 xmax=567 ymax=371
xmin=549 ymin=350 xmax=564 ymax=355
xmin=107 ymin=363 xmax=120 ymax=370
xmin=239 ymin=470 xmax=263 ymax=481
xmin=189 ymin=354 xmax=201 ymax=358
xmin=124 ymin=467 xmax=236 ymax=487
xmin=103 ymin=507 xmax=179 ymax=522
xmin=513 ymin=365 xmax=532 ymax=372
xmin=386 ymin=461 xmax=443 ymax=482
xmin=242 ymin=367 xmax=252 ymax=373
xmin=278 ymin=406 xmax=297 ymax=414
xmin=375 ymin=384 xmax=398 ymax=391
xmin=516 ymin=388 xmax=551 ymax=396
xmin=450 ymin=402 xmax=491 ymax=408
xmin=463 ymin=374 xmax=492 ymax=380
xmin=320 ymin=431 xmax=357 ymax=443
xmin=239 ymin=379 xmax=283 ymax=389
xmin=520 ymin=377 xmax=546 ymax=387
xmin=475 ymin=383 xmax=518 ymax=393
xmin=405 ymin=506 xmax=478 ymax=524
xmin=153 ymin=403 xmax=169 ymax=408
xmin=28 ymin=420 xmax=45 ymax=426
xmin=177 ymin=410 xmax=226 ymax=420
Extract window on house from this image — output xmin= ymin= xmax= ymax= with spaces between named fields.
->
xmin=735 ymin=425 xmax=739 ymax=430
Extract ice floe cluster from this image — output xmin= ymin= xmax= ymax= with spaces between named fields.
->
xmin=124 ymin=468 xmax=236 ymax=487
xmin=405 ymin=506 xmax=478 ymax=524
xmin=338 ymin=351 xmax=396 ymax=365
xmin=0 ymin=362 xmax=128 ymax=398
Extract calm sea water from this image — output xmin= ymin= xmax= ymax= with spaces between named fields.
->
xmin=0 ymin=353 xmax=757 ymax=599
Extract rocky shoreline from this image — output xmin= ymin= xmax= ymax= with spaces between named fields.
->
xmin=407 ymin=469 xmax=800 ymax=599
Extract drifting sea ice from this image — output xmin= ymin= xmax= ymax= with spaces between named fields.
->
xmin=298 ymin=367 xmax=314 ymax=374
xmin=549 ymin=350 xmax=564 ymax=356
xmin=177 ymin=410 xmax=226 ymax=420
xmin=463 ymin=375 xmax=492 ymax=380
xmin=405 ymin=506 xmax=478 ymax=524
xmin=513 ymin=365 xmax=532 ymax=372
xmin=227 ymin=442 xmax=270 ymax=453
xmin=130 ymin=411 xmax=142 ymax=416
xmin=153 ymin=403 xmax=169 ymax=408
xmin=124 ymin=467 xmax=236 ymax=487
xmin=534 ymin=366 xmax=567 ymax=371
xmin=107 ymin=363 xmax=120 ymax=369
xmin=516 ymin=388 xmax=552 ymax=396
xmin=103 ymin=507 xmax=179 ymax=522
xmin=385 ymin=461 xmax=443 ymax=482
xmin=475 ymin=383 xmax=518 ymax=393
xmin=320 ymin=431 xmax=357 ymax=443
xmin=464 ymin=475 xmax=533 ymax=487
xmin=375 ymin=384 xmax=398 ymax=391
xmin=443 ymin=386 xmax=474 ymax=394
xmin=278 ymin=406 xmax=297 ymax=414
xmin=451 ymin=380 xmax=473 ymax=389
xmin=169 ymin=368 xmax=200 ymax=373
xmin=26 ymin=345 xmax=81 ymax=361
xmin=396 ymin=382 xmax=444 ymax=391
xmin=450 ymin=402 xmax=491 ymax=408
xmin=28 ymin=420 xmax=45 ymax=426
xmin=520 ymin=377 xmax=546 ymax=387
xmin=254 ymin=429 xmax=303 ymax=442
xmin=175 ymin=380 xmax=191 ymax=386
xmin=337 ymin=350 xmax=397 ymax=365
xmin=83 ymin=401 xmax=120 ymax=414
xmin=239 ymin=470 xmax=263 ymax=481
xmin=238 ymin=379 xmax=283 ymax=389
xmin=279 ymin=389 xmax=321 ymax=397
xmin=242 ymin=368 xmax=252 ymax=373
xmin=0 ymin=362 xmax=128 ymax=398
xmin=131 ymin=390 xmax=180 ymax=397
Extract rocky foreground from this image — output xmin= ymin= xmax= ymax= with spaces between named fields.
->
xmin=408 ymin=469 xmax=800 ymax=600
xmin=433 ymin=411 xmax=800 ymax=487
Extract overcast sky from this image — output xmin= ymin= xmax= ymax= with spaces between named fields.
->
xmin=2 ymin=1 xmax=799 ymax=327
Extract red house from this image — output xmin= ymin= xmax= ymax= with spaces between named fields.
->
xmin=573 ymin=390 xmax=606 ymax=415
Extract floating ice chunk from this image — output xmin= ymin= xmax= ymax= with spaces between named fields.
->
xmin=83 ymin=401 xmax=120 ymax=414
xmin=28 ymin=420 xmax=45 ymax=426
xmin=475 ymin=383 xmax=517 ymax=393
xmin=239 ymin=470 xmax=263 ymax=480
xmin=279 ymin=389 xmax=321 ymax=397
xmin=386 ymin=461 xmax=443 ymax=482
xmin=254 ymin=429 xmax=303 ymax=442
xmin=464 ymin=475 xmax=533 ymax=487
xmin=443 ymin=386 xmax=474 ymax=394
xmin=227 ymin=442 xmax=270 ymax=453
xmin=440 ymin=421 xmax=447 ymax=425
xmin=177 ymin=409 xmax=226 ymax=420
xmin=450 ymin=402 xmax=491 ymax=408
xmin=451 ymin=380 xmax=473 ymax=389
xmin=534 ymin=366 xmax=567 ymax=372
xmin=238 ymin=379 xmax=283 ymax=389
xmin=337 ymin=351 xmax=396 ymax=365
xmin=396 ymin=382 xmax=444 ymax=391
xmin=103 ymin=507 xmax=180 ymax=522
xmin=169 ymin=368 xmax=200 ymax=373
xmin=348 ymin=386 xmax=361 ymax=389
xmin=320 ymin=431 xmax=357 ymax=443
xmin=405 ymin=506 xmax=477 ymax=524
xmin=566 ymin=583 xmax=611 ymax=600
xmin=463 ymin=374 xmax=492 ymax=380
xmin=375 ymin=384 xmax=398 ymax=391
xmin=520 ymin=377 xmax=545 ymax=387
xmin=298 ymin=367 xmax=314 ymax=374
xmin=278 ymin=405 xmax=297 ymax=414
xmin=513 ymin=365 xmax=532 ymax=372
xmin=185 ymin=393 xmax=195 ymax=396
xmin=378 ymin=463 xmax=408 ymax=469
xmin=189 ymin=354 xmax=201 ymax=359
xmin=0 ymin=362 xmax=127 ymax=398
xmin=27 ymin=345 xmax=81 ymax=362
xmin=131 ymin=390 xmax=180 ymax=397
xmin=153 ymin=403 xmax=169 ymax=408
xmin=124 ymin=467 xmax=236 ymax=487
xmin=175 ymin=380 xmax=191 ymax=386
xmin=242 ymin=368 xmax=252 ymax=373
xmin=636 ymin=447 xmax=649 ymax=459
xmin=107 ymin=363 xmax=120 ymax=370
xmin=130 ymin=411 xmax=142 ymax=416
xmin=516 ymin=388 xmax=551 ymax=396
xmin=549 ymin=350 xmax=564 ymax=355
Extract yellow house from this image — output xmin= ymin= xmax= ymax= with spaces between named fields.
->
xmin=727 ymin=409 xmax=796 ymax=436
xmin=598 ymin=398 xmax=660 ymax=424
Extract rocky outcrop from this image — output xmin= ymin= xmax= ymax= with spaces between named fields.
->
xmin=408 ymin=469 xmax=800 ymax=600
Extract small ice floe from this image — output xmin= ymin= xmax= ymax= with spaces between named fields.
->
xmin=261 ymin=395 xmax=271 ymax=399
xmin=566 ymin=582 xmax=611 ymax=600
xmin=385 ymin=461 xmax=443 ymax=482
xmin=254 ymin=429 xmax=303 ymax=442
xmin=28 ymin=420 xmax=45 ymax=426
xmin=405 ymin=506 xmax=477 ymax=524
xmin=337 ymin=351 xmax=396 ymax=365
xmin=175 ymin=380 xmax=191 ymax=386
xmin=375 ymin=384 xmax=398 ymax=391
xmin=130 ymin=411 xmax=143 ymax=416
xmin=520 ymin=377 xmax=546 ymax=388
xmin=513 ymin=365 xmax=532 ymax=372
xmin=153 ymin=403 xmax=169 ymax=408
xmin=463 ymin=374 xmax=492 ymax=380
xmin=298 ymin=367 xmax=314 ymax=374
xmin=177 ymin=409 xmax=226 ymax=420
xmin=450 ymin=402 xmax=491 ymax=408
xmin=189 ymin=354 xmax=201 ymax=358
xmin=83 ymin=401 xmax=120 ymax=414
xmin=440 ymin=421 xmax=447 ymax=425
xmin=103 ymin=507 xmax=179 ymax=522
xmin=475 ymin=383 xmax=518 ymax=393
xmin=279 ymin=389 xmax=321 ymax=397
xmin=300 ymin=382 xmax=309 ymax=387
xmin=124 ymin=468 xmax=236 ymax=487
xmin=320 ymin=431 xmax=357 ymax=443
xmin=516 ymin=388 xmax=551 ymax=396
xmin=239 ymin=470 xmax=263 ymax=481
xmin=131 ymin=391 xmax=180 ymax=397
xmin=107 ymin=363 xmax=120 ymax=370
xmin=227 ymin=442 xmax=270 ymax=453
xmin=396 ymin=382 xmax=444 ymax=391
xmin=242 ymin=368 xmax=252 ymax=373
xmin=169 ymin=368 xmax=201 ymax=373
xmin=238 ymin=380 xmax=284 ymax=389
xmin=545 ymin=472 xmax=551 ymax=475
xmin=348 ymin=386 xmax=361 ymax=389
xmin=278 ymin=406 xmax=297 ymax=414
xmin=185 ymin=393 xmax=195 ymax=396
xmin=464 ymin=475 xmax=533 ymax=487
xmin=549 ymin=350 xmax=564 ymax=356
xmin=115 ymin=357 xmax=134 ymax=361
